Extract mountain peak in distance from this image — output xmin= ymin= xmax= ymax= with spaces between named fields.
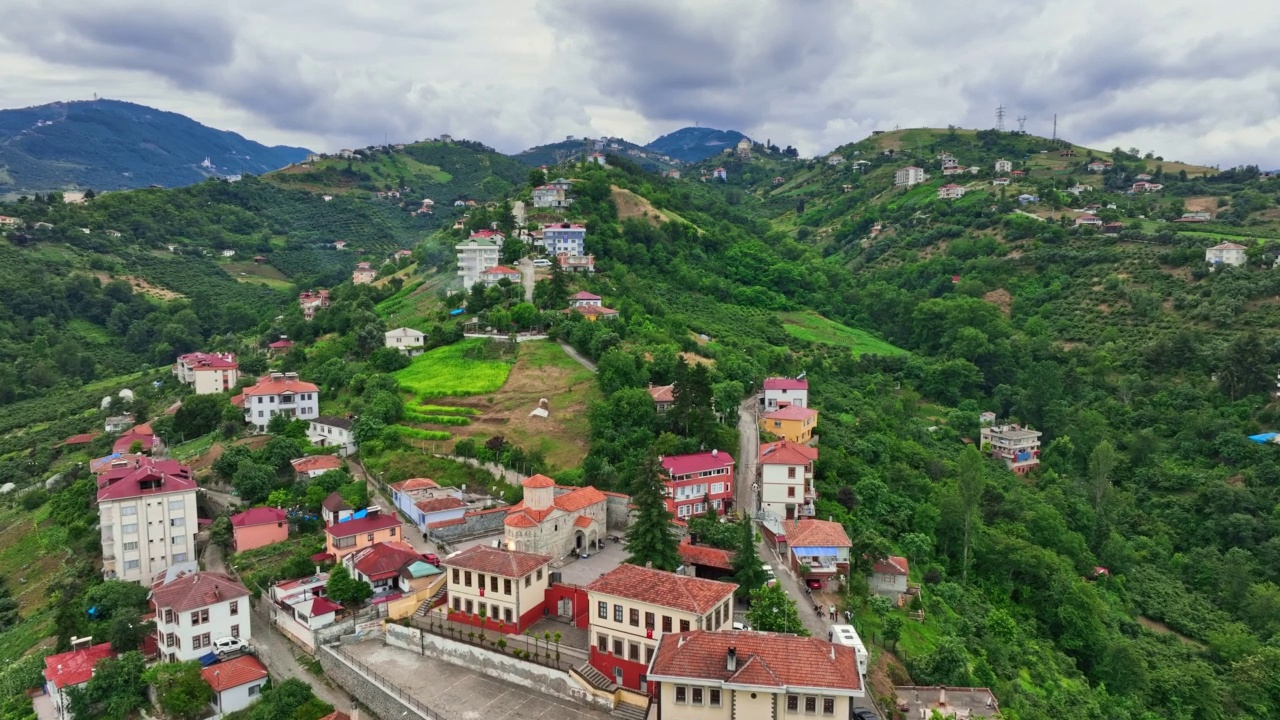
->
xmin=644 ymin=126 xmax=747 ymax=163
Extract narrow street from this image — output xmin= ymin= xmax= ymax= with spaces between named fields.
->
xmin=735 ymin=395 xmax=759 ymax=517
xmin=558 ymin=341 xmax=597 ymax=372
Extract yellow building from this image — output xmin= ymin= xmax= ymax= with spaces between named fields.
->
xmin=759 ymin=405 xmax=818 ymax=444
xmin=442 ymin=545 xmax=551 ymax=634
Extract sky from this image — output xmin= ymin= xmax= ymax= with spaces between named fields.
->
xmin=1 ymin=0 xmax=1277 ymax=168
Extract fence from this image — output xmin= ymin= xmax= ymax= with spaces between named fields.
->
xmin=409 ymin=613 xmax=577 ymax=671
xmin=329 ymin=644 xmax=448 ymax=720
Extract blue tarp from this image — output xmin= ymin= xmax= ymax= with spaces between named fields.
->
xmin=800 ymin=547 xmax=840 ymax=556
xmin=450 ymin=308 xmax=465 ymax=316
xmin=197 ymin=652 xmax=219 ymax=667
xmin=1249 ymin=433 xmax=1278 ymax=444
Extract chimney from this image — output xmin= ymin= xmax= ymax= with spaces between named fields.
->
xmin=367 ymin=506 xmax=381 ymax=517
xmin=213 ymin=585 xmax=221 ymax=600
xmin=726 ymin=647 xmax=737 ymax=672
xmin=712 ymin=449 xmax=718 ymax=458
xmin=939 ymin=687 xmax=947 ymax=706
xmin=645 ymin=561 xmax=653 ymax=569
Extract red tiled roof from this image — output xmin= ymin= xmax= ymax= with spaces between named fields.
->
xmin=764 ymin=405 xmax=818 ymax=422
xmin=201 ymin=655 xmax=268 ymax=692
xmin=504 ymin=513 xmax=539 ymax=528
xmin=391 ymin=477 xmax=440 ymax=492
xmin=647 ymin=384 xmax=675 ymax=403
xmin=61 ymin=432 xmax=99 ymax=446
xmin=555 ymin=485 xmax=607 ymax=512
xmin=177 ymin=352 xmax=238 ymax=370
xmin=872 ymin=555 xmax=909 ymax=576
xmin=574 ymin=515 xmax=594 ymax=528
xmin=562 ymin=305 xmax=618 ymax=317
xmin=325 ymin=513 xmax=400 ymax=538
xmin=763 ymin=377 xmax=808 ymax=391
xmin=305 ymin=597 xmax=344 ymax=616
xmin=523 ymin=474 xmax=555 ymax=489
xmin=112 ymin=432 xmax=156 ymax=454
xmin=679 ymin=541 xmax=734 ymax=571
xmin=292 ymin=455 xmax=342 ymax=474
xmin=570 ymin=291 xmax=601 ymax=301
xmin=662 ymin=451 xmax=735 ymax=478
xmin=481 ymin=265 xmax=521 ymax=275
xmin=586 ymin=564 xmax=735 ymax=614
xmin=44 ymin=642 xmax=114 ymax=689
xmin=782 ymin=519 xmax=852 ymax=548
xmin=649 ymin=631 xmax=861 ymax=692
xmin=444 ymin=545 xmax=550 ymax=577
xmin=758 ymin=440 xmax=817 ymax=466
xmin=243 ymin=375 xmax=319 ymax=396
xmin=429 ymin=516 xmax=467 ymax=529
xmin=96 ymin=458 xmax=195 ymax=502
xmin=351 ymin=541 xmax=422 ymax=580
xmin=150 ymin=572 xmax=249 ymax=613
xmin=268 ymin=339 xmax=295 ymax=349
xmin=229 ymin=394 xmax=245 ymax=407
xmin=1211 ymin=242 xmax=1247 ymax=250
xmin=318 ymin=713 xmax=352 ymax=720
xmin=322 ymin=491 xmax=351 ymax=512
xmin=231 ymin=507 xmax=287 ymax=528
xmin=414 ymin=496 xmax=466 ymax=513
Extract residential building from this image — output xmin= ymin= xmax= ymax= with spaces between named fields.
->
xmin=504 ymin=474 xmax=607 ymax=556
xmin=647 ymin=630 xmax=864 ymax=716
xmin=647 ymin=383 xmax=676 ymax=413
xmin=173 ymin=352 xmax=239 ymax=394
xmin=760 ymin=405 xmax=818 ymax=444
xmin=1180 ymin=211 xmax=1213 ymax=222
xmin=1206 ymin=242 xmax=1247 ymax=267
xmin=663 ymin=170 xmax=681 ymax=179
xmin=1135 ymin=173 xmax=1153 ymax=181
xmin=231 ymin=507 xmax=289 ymax=552
xmin=344 ymin=541 xmax=425 ymax=595
xmin=759 ymin=376 xmax=809 ymax=411
xmin=758 ymin=440 xmax=818 ymax=520
xmin=221 ymin=249 xmax=236 ymax=258
xmin=352 ymin=262 xmax=376 ymax=284
xmin=104 ymin=413 xmax=135 ymax=434
xmin=779 ymin=518 xmax=851 ymax=592
xmin=240 ymin=373 xmax=320 ymax=431
xmin=587 ymin=564 xmax=737 ymax=693
xmin=202 ymin=656 xmax=268 ymax=715
xmin=150 ymin=570 xmax=252 ymax=662
xmin=590 ymin=152 xmax=607 ymax=166
xmin=44 ymin=639 xmax=114 ymax=719
xmin=557 ymin=253 xmax=596 ymax=273
xmin=96 ymin=457 xmax=198 ymax=582
xmin=994 ymin=159 xmax=1012 ymax=173
xmin=384 ymin=327 xmax=426 ymax=354
xmin=332 ymin=240 xmax=346 ymax=249
xmin=736 ymin=138 xmax=753 ymax=159
xmin=456 ymin=236 xmax=502 ymax=289
xmin=563 ymin=292 xmax=619 ymax=321
xmin=480 ymin=265 xmax=522 ymax=287
xmin=991 ymin=177 xmax=1010 ymax=186
xmin=570 ymin=291 xmax=602 ymax=307
xmin=0 ymin=215 xmax=21 ymax=228
xmin=869 ymin=555 xmax=910 ymax=601
xmin=112 ymin=422 xmax=159 ymax=455
xmin=1017 ymin=193 xmax=1039 ymax=204
xmin=1132 ymin=181 xmax=1164 ymax=192
xmin=1067 ymin=184 xmax=1092 ymax=195
xmin=269 ymin=573 xmax=342 ymax=640
xmin=307 ymin=416 xmax=356 ymax=456
xmin=826 ymin=153 xmax=845 ymax=166
xmin=389 ymin=478 xmax=467 ymax=533
xmin=679 ymin=539 xmax=735 ymax=581
xmin=541 ymin=222 xmax=587 ymax=256
xmin=321 ymin=492 xmax=352 ymax=527
xmin=292 ymin=454 xmax=342 ymax=480
xmin=937 ymin=184 xmax=966 ymax=200
xmin=298 ymin=289 xmax=330 ymax=321
xmin=894 ymin=166 xmax=926 ymax=187
xmin=1075 ymin=215 xmax=1103 ymax=227
xmin=532 ymin=184 xmax=570 ymax=208
xmin=979 ymin=423 xmax=1042 ymax=474
xmin=712 ymin=168 xmax=727 ymax=180
xmin=443 ymin=545 xmax=552 ymax=633
xmin=324 ymin=507 xmax=402 ymax=559
xmin=1103 ymin=222 xmax=1125 ymax=234
xmin=660 ymin=451 xmax=735 ymax=519
xmin=548 ymin=177 xmax=573 ymax=191
xmin=1086 ymin=161 xmax=1111 ymax=172
xmin=979 ymin=411 xmax=997 ymax=426
xmin=1010 ymin=170 xmax=1026 ymax=177
xmin=941 ymin=165 xmax=966 ymax=176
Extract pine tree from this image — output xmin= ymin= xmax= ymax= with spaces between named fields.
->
xmin=625 ymin=452 xmax=681 ymax=571
xmin=730 ymin=520 xmax=766 ymax=598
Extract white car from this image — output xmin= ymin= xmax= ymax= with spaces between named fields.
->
xmin=761 ymin=564 xmax=775 ymax=576
xmin=213 ymin=637 xmax=248 ymax=656
xmin=532 ymin=258 xmax=552 ymax=267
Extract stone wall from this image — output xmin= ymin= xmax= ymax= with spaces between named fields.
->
xmin=428 ymin=506 xmax=507 ymax=545
xmin=318 ymin=645 xmax=433 ymax=720
xmin=604 ymin=492 xmax=635 ymax=532
xmin=385 ymin=622 xmax=614 ymax=712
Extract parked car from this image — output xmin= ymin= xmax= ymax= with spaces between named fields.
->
xmin=213 ymin=637 xmax=248 ymax=656
xmin=732 ymin=621 xmax=749 ymax=631
xmin=852 ymin=709 xmax=878 ymax=720
xmin=532 ymin=258 xmax=552 ymax=267
xmin=424 ymin=553 xmax=441 ymax=566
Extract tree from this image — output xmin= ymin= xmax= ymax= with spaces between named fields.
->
xmin=625 ymin=452 xmax=681 ymax=571
xmin=325 ymin=564 xmax=372 ymax=608
xmin=956 ymin=445 xmax=985 ymax=584
xmin=173 ymin=393 xmax=224 ymax=439
xmin=258 ymin=435 xmax=304 ymax=472
xmin=0 ymin=577 xmax=19 ymax=631
xmin=107 ymin=611 xmax=152 ymax=652
xmin=730 ymin=519 xmax=766 ymax=597
xmin=1087 ymin=440 xmax=1119 ymax=514
xmin=744 ymin=583 xmax=809 ymax=635
xmin=1218 ymin=332 xmax=1271 ymax=399
xmin=66 ymin=650 xmax=147 ymax=720
xmin=915 ymin=636 xmax=972 ymax=686
xmin=266 ymin=411 xmax=293 ymax=436
xmin=249 ymin=678 xmax=333 ymax=720
xmin=883 ymin=614 xmax=904 ymax=650
xmin=209 ymin=516 xmax=233 ymax=552
xmin=232 ymin=460 xmax=275 ymax=504
xmin=529 ymin=168 xmax=547 ymax=188
xmin=712 ymin=380 xmax=745 ymax=426
xmin=144 ymin=661 xmax=212 ymax=720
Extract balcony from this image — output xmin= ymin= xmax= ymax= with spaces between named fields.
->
xmin=796 ymin=503 xmax=816 ymax=518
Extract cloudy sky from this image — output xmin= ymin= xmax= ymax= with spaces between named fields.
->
xmin=1 ymin=0 xmax=1277 ymax=167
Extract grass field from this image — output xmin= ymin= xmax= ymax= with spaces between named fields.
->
xmin=170 ymin=432 xmax=217 ymax=461
xmin=0 ymin=506 xmax=63 ymax=661
xmin=223 ymin=262 xmax=294 ymax=289
xmin=779 ymin=312 xmax=909 ymax=356
xmin=392 ymin=338 xmax=514 ymax=398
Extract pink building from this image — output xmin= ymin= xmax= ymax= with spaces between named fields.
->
xmin=231 ymin=507 xmax=289 ymax=552
xmin=660 ymin=451 xmax=735 ymax=519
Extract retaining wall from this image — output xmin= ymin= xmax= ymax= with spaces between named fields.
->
xmin=318 ymin=645 xmax=432 ymax=720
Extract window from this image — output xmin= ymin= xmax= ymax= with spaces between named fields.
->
xmin=787 ymin=696 xmax=799 ymax=712
xmin=389 ymin=527 xmax=397 ymax=537
xmin=646 ymin=645 xmax=655 ymax=663
xmin=788 ymin=467 xmax=797 ymax=479
xmin=503 ymin=608 xmax=512 ymax=623
xmin=169 ymin=499 xmax=185 ymax=510
xmin=629 ymin=642 xmax=640 ymax=661
xmin=805 ymin=697 xmax=816 ymax=713
xmin=172 ymin=553 xmax=188 ymax=563
xmin=524 ymin=574 xmax=531 ymax=587
xmin=121 ymin=506 xmax=137 ymax=516
xmin=166 ymin=633 xmax=175 ymax=647
xmin=680 ymin=619 xmax=690 ymax=632
xmin=597 ymin=634 xmax=608 ymax=652
xmin=614 ymin=604 xmax=624 ymax=623
xmin=231 ymin=624 xmax=240 ymax=638
xmin=536 ymin=568 xmax=543 ymax=581
xmin=194 ymin=633 xmax=211 ymax=649
xmin=675 ymin=686 xmax=687 ymax=704
xmin=170 ymin=517 xmax=185 ymax=527
xmin=630 ymin=608 xmax=640 ymax=627
xmin=366 ymin=533 xmax=374 ymax=542
xmin=787 ymin=486 xmax=796 ymax=498
xmin=612 ymin=638 xmax=623 ymax=656
xmin=477 ymin=573 xmax=486 ymax=589
xmin=490 ymin=576 xmax=498 ymax=593
xmin=230 ymin=601 xmax=239 ymax=616
xmin=123 ymin=541 xmax=138 ymax=552
xmin=163 ymin=609 xmax=174 ymax=624
xmin=171 ymin=536 xmax=185 ymax=545
xmin=124 ymin=560 xmax=140 ymax=570
xmin=452 ymin=569 xmax=460 ymax=584
xmin=452 ymin=598 xmax=462 ymax=612
xmin=190 ymin=610 xmax=208 ymax=626
xmin=248 ymin=685 xmax=261 ymax=697
xmin=598 ymin=602 xmax=608 ymax=619
xmin=465 ymin=600 xmax=474 ymax=614
xmin=122 ymin=523 xmax=138 ymax=534
xmin=710 ymin=689 xmax=722 ymax=707
xmin=822 ymin=698 xmax=835 ymax=715
xmin=504 ymin=579 xmax=512 ymax=595
xmin=692 ymin=688 xmax=703 ymax=705
xmin=464 ymin=572 xmax=472 ymax=587
xmin=335 ymin=536 xmax=355 ymax=548
xmin=645 ymin=612 xmax=655 ymax=630
xmin=662 ymin=616 xmax=672 ymax=633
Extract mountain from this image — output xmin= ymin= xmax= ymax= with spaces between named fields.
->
xmin=510 ymin=136 xmax=679 ymax=172
xmin=0 ymin=99 xmax=311 ymax=194
xmin=644 ymin=126 xmax=748 ymax=162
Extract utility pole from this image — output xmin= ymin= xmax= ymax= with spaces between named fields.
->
xmin=995 ymin=104 xmax=1006 ymax=131
xmin=1016 ymin=116 xmax=1027 ymax=133
xmin=1052 ymin=114 xmax=1058 ymax=141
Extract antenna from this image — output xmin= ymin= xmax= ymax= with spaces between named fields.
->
xmin=995 ymin=104 xmax=1006 ymax=131
xmin=1016 ymin=116 xmax=1027 ymax=133
xmin=1052 ymin=114 xmax=1058 ymax=141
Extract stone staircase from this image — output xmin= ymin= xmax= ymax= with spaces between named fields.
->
xmin=573 ymin=662 xmax=617 ymax=693
xmin=414 ymin=586 xmax=448 ymax=617
xmin=611 ymin=701 xmax=650 ymax=720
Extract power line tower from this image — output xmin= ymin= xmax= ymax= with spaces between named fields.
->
xmin=1016 ymin=115 xmax=1027 ymax=133
xmin=1052 ymin=113 xmax=1058 ymax=141
xmin=995 ymin=104 xmax=1006 ymax=131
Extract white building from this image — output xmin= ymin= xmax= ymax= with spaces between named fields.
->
xmin=105 ymin=413 xmax=135 ymax=434
xmin=829 ymin=625 xmax=869 ymax=679
xmin=759 ymin=377 xmax=809 ymax=411
xmin=456 ymin=234 xmax=503 ymax=289
xmin=532 ymin=185 xmax=570 ymax=208
xmin=894 ymin=166 xmax=926 ymax=187
xmin=385 ymin=327 xmax=426 ymax=354
xmin=480 ymin=265 xmax=523 ymax=287
xmin=504 ymin=475 xmax=608 ymax=557
xmin=937 ymin=184 xmax=966 ymax=200
xmin=307 ymin=416 xmax=356 ymax=456
xmin=869 ymin=555 xmax=910 ymax=600
xmin=389 ymin=477 xmax=467 ymax=533
xmin=201 ymin=656 xmax=268 ymax=715
xmin=994 ymin=159 xmax=1012 ymax=173
xmin=758 ymin=440 xmax=818 ymax=521
xmin=150 ymin=570 xmax=252 ymax=662
xmin=96 ymin=457 xmax=198 ymax=582
xmin=43 ymin=639 xmax=114 ymax=720
xmin=541 ymin=222 xmax=587 ymax=256
xmin=173 ymin=352 xmax=239 ymax=394
xmin=1206 ymin=242 xmax=1247 ymax=267
xmin=352 ymin=262 xmax=376 ymax=284
xmin=826 ymin=154 xmax=845 ymax=166
xmin=1067 ymin=184 xmax=1092 ymax=195
xmin=238 ymin=373 xmax=320 ymax=431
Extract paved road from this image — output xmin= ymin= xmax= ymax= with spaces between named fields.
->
xmin=735 ymin=396 xmax=759 ymax=517
xmin=557 ymin=342 xmax=597 ymax=373
xmin=250 ymin=599 xmax=354 ymax=712
xmin=519 ymin=257 xmax=535 ymax=302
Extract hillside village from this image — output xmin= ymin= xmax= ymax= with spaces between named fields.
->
xmin=2 ymin=123 xmax=1280 ymax=720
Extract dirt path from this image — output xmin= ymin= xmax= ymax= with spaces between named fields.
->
xmin=519 ymin=257 xmax=534 ymax=303
xmin=557 ymin=342 xmax=597 ymax=372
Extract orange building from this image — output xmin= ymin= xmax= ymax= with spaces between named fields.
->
xmin=230 ymin=507 xmax=289 ymax=552
xmin=323 ymin=508 xmax=402 ymax=559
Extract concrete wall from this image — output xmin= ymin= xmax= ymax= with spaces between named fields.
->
xmin=429 ymin=507 xmax=506 ymax=543
xmin=385 ymin=622 xmax=613 ymax=712
xmin=318 ymin=645 xmax=430 ymax=720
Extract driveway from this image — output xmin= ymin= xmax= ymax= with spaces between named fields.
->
xmin=250 ymin=599 xmax=353 ymax=712
xmin=735 ymin=396 xmax=759 ymax=517
xmin=557 ymin=342 xmax=597 ymax=373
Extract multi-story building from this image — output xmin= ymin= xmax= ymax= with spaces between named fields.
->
xmin=352 ymin=262 xmax=377 ymax=284
xmin=586 ymin=564 xmax=737 ymax=693
xmin=532 ymin=185 xmax=571 ymax=208
xmin=979 ymin=423 xmax=1042 ymax=474
xmin=660 ymin=451 xmax=735 ymax=519
xmin=173 ymin=352 xmax=239 ymax=394
xmin=201 ymin=655 xmax=269 ymax=716
xmin=97 ymin=457 xmax=198 ymax=582
xmin=323 ymin=507 xmax=402 ymax=559
xmin=384 ymin=327 xmax=426 ymax=354
xmin=298 ymin=289 xmax=330 ymax=321
xmin=230 ymin=507 xmax=288 ymax=552
xmin=647 ymin=630 xmax=865 ymax=717
xmin=937 ymin=184 xmax=966 ymax=200
xmin=556 ymin=253 xmax=595 ymax=273
xmin=758 ymin=440 xmax=818 ymax=520
xmin=239 ymin=373 xmax=320 ymax=431
xmin=306 ymin=416 xmax=357 ymax=456
xmin=779 ymin=518 xmax=851 ymax=592
xmin=456 ymin=235 xmax=503 ymax=289
xmin=894 ymin=166 xmax=926 ymax=187
xmin=389 ymin=477 xmax=467 ymax=533
xmin=1206 ymin=242 xmax=1247 ymax=267
xmin=150 ymin=570 xmax=252 ymax=662
xmin=994 ymin=159 xmax=1013 ymax=173
xmin=647 ymin=384 xmax=675 ymax=413
xmin=443 ymin=545 xmax=552 ymax=634
xmin=344 ymin=541 xmax=425 ymax=595
xmin=540 ymin=222 xmax=586 ymax=256
xmin=480 ymin=265 xmax=522 ymax=287
xmin=760 ymin=405 xmax=818 ymax=445
xmin=759 ymin=377 xmax=808 ymax=411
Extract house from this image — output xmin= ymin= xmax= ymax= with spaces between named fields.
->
xmin=443 ymin=545 xmax=552 ymax=634
xmin=941 ymin=165 xmax=966 ymax=176
xmin=894 ymin=166 xmax=926 ymax=187
xmin=241 ymin=373 xmax=319 ymax=431
xmin=826 ymin=154 xmax=845 ymax=166
xmin=1016 ymin=193 xmax=1038 ymax=204
xmin=541 ymin=222 xmax=587 ymax=256
xmin=966 ymin=166 xmax=981 ymax=174
xmin=780 ymin=518 xmax=852 ymax=592
xmin=647 ymin=631 xmax=864 ymax=716
xmin=96 ymin=456 xmax=197 ymax=582
xmin=111 ymin=422 xmax=159 ymax=455
xmin=1134 ymin=173 xmax=1153 ymax=181
xmin=389 ymin=478 xmax=467 ymax=533
xmin=324 ymin=507 xmax=401 ymax=559
xmin=1086 ymin=161 xmax=1111 ymax=172
xmin=758 ymin=440 xmax=818 ymax=521
xmin=344 ymin=541 xmax=425 ymax=595
xmin=1010 ymin=170 xmax=1026 ymax=177
xmin=352 ymin=262 xmax=377 ymax=284
xmin=937 ymin=153 xmax=956 ymax=165
xmin=392 ymin=249 xmax=413 ymax=261
xmin=557 ymin=253 xmax=596 ymax=273
xmin=772 ymin=176 xmax=785 ymax=185
xmin=937 ymin=184 xmax=966 ymax=200
xmin=991 ymin=177 xmax=1010 ymax=186
xmin=893 ymin=686 xmax=1002 ymax=719
xmin=587 ymin=563 xmax=737 ymax=693
xmin=1103 ymin=222 xmax=1125 ymax=234
xmin=1132 ymin=181 xmax=1164 ymax=193
xmin=1059 ymin=148 xmax=1077 ymax=157
xmin=480 ymin=265 xmax=523 ymax=287
xmin=660 ymin=451 xmax=735 ymax=520
xmin=590 ymin=152 xmax=607 ymax=166
xmin=384 ymin=327 xmax=426 ymax=354
xmin=569 ymin=291 xmax=602 ymax=307
xmin=333 ymin=240 xmax=347 ymax=250
xmin=980 ymin=423 xmax=1042 ymax=474
xmin=737 ymin=138 xmax=753 ymax=159
xmin=338 ymin=149 xmax=356 ymax=159
xmin=532 ymin=184 xmax=571 ymax=208
xmin=34 ymin=221 xmax=54 ymax=230
xmin=869 ymin=555 xmax=910 ymax=601
xmin=713 ymin=168 xmax=727 ymax=180
xmin=305 ymin=153 xmax=322 ymax=163
xmin=44 ymin=638 xmax=114 ymax=719
xmin=231 ymin=507 xmax=289 ymax=552
xmin=291 ymin=454 xmax=343 ymax=479
xmin=759 ymin=376 xmax=809 ymax=411
xmin=1206 ymin=242 xmax=1247 ymax=267
xmin=201 ymin=655 xmax=269 ymax=715
xmin=150 ymin=570 xmax=251 ymax=662
xmin=456 ymin=236 xmax=503 ymax=288
xmin=1181 ymin=211 xmax=1213 ymax=221
xmin=322 ymin=195 xmax=334 ymax=202
xmin=994 ymin=159 xmax=1012 ymax=173
xmin=1067 ymin=184 xmax=1092 ymax=195
xmin=1074 ymin=215 xmax=1103 ymax=227
xmin=298 ymin=289 xmax=330 ymax=321
xmin=647 ymin=384 xmax=676 ymax=413
xmin=679 ymin=538 xmax=735 ymax=581
xmin=563 ymin=293 xmax=619 ymax=321
xmin=504 ymin=475 xmax=608 ymax=556
xmin=105 ymin=413 xmax=135 ymax=434
xmin=221 ymin=249 xmax=236 ymax=258
xmin=0 ymin=215 xmax=21 ymax=228
xmin=663 ymin=170 xmax=681 ymax=179
xmin=760 ymin=405 xmax=818 ymax=444
xmin=979 ymin=411 xmax=997 ymax=426
xmin=268 ymin=338 xmax=294 ymax=356
xmin=270 ymin=573 xmax=343 ymax=643
xmin=320 ymin=492 xmax=352 ymax=527
xmin=173 ymin=352 xmax=239 ymax=394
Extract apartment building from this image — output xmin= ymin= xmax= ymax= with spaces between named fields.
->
xmin=352 ymin=262 xmax=376 ymax=284
xmin=660 ymin=450 xmax=735 ymax=519
xmin=894 ymin=166 xmax=926 ymax=187
xmin=443 ymin=545 xmax=552 ymax=634
xmin=540 ymin=222 xmax=587 ymax=256
xmin=979 ymin=423 xmax=1042 ymax=474
xmin=150 ymin=570 xmax=252 ymax=663
xmin=173 ymin=352 xmax=239 ymax=394
xmin=759 ymin=377 xmax=808 ymax=411
xmin=306 ymin=416 xmax=356 ymax=456
xmin=456 ymin=235 xmax=503 ymax=289
xmin=758 ymin=440 xmax=818 ymax=521
xmin=239 ymin=373 xmax=320 ymax=431
xmin=96 ymin=457 xmax=198 ymax=583
xmin=760 ymin=405 xmax=818 ymax=444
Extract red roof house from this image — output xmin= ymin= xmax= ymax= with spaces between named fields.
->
xmin=291 ymin=454 xmax=343 ymax=478
xmin=660 ymin=451 xmax=735 ymax=518
xmin=230 ymin=507 xmax=289 ymax=552
xmin=44 ymin=641 xmax=114 ymax=711
xmin=201 ymin=655 xmax=269 ymax=715
xmin=648 ymin=630 xmax=861 ymax=695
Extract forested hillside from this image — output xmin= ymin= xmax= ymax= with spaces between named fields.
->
xmin=644 ymin=126 xmax=749 ymax=162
